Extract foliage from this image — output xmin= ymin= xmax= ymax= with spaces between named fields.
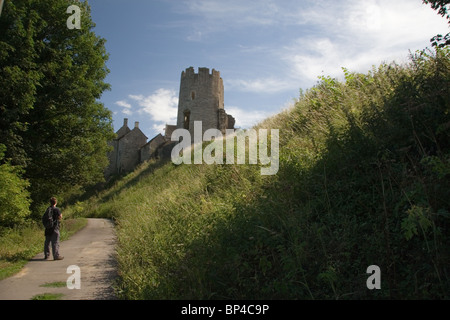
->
xmin=0 ymin=0 xmax=114 ymax=216
xmin=67 ymin=48 xmax=449 ymax=299
xmin=0 ymin=217 xmax=87 ymax=280
xmin=0 ymin=144 xmax=31 ymax=227
xmin=423 ymin=0 xmax=450 ymax=47
xmin=423 ymin=0 xmax=450 ymax=20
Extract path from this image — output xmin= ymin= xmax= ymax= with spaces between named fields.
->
xmin=0 ymin=218 xmax=117 ymax=300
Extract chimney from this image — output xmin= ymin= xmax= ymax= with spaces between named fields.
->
xmin=135 ymin=121 xmax=139 ymax=129
xmin=123 ymin=118 xmax=128 ymax=127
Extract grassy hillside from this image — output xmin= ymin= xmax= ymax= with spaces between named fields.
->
xmin=66 ymin=48 xmax=450 ymax=299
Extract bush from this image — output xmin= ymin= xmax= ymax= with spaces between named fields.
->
xmin=0 ymin=145 xmax=32 ymax=227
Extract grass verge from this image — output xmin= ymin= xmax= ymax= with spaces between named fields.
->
xmin=31 ymin=293 xmax=64 ymax=300
xmin=0 ymin=218 xmax=87 ymax=281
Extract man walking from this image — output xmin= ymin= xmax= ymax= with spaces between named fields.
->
xmin=43 ymin=197 xmax=64 ymax=260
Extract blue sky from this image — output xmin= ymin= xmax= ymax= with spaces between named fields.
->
xmin=87 ymin=0 xmax=449 ymax=139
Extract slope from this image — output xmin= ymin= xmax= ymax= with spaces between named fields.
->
xmin=66 ymin=48 xmax=450 ymax=300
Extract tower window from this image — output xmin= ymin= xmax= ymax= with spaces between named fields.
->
xmin=191 ymin=91 xmax=196 ymax=100
xmin=184 ymin=110 xmax=191 ymax=130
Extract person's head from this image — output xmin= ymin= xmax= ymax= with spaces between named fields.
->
xmin=50 ymin=197 xmax=57 ymax=206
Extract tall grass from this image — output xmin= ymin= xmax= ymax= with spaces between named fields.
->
xmin=72 ymin=47 xmax=449 ymax=299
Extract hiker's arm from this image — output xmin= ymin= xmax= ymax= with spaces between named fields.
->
xmin=57 ymin=208 xmax=62 ymax=220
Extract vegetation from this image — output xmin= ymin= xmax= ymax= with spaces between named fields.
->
xmin=0 ymin=218 xmax=87 ymax=280
xmin=31 ymin=293 xmax=64 ymax=300
xmin=0 ymin=0 xmax=448 ymax=301
xmin=0 ymin=0 xmax=109 ymax=281
xmin=40 ymin=281 xmax=68 ymax=288
xmin=0 ymin=0 xmax=114 ymax=223
xmin=423 ymin=0 xmax=450 ymax=47
xmin=0 ymin=144 xmax=32 ymax=227
xmin=67 ymin=48 xmax=449 ymax=299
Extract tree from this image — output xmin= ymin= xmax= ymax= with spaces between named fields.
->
xmin=0 ymin=0 xmax=115 ymax=211
xmin=423 ymin=0 xmax=450 ymax=47
xmin=0 ymin=144 xmax=31 ymax=227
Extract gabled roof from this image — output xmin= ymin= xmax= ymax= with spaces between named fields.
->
xmin=115 ymin=119 xmax=147 ymax=141
xmin=129 ymin=126 xmax=148 ymax=140
xmin=116 ymin=126 xmax=131 ymax=140
xmin=141 ymin=133 xmax=164 ymax=148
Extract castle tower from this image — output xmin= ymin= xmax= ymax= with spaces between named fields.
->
xmin=176 ymin=67 xmax=234 ymax=139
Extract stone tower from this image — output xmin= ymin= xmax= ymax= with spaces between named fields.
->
xmin=105 ymin=67 xmax=238 ymax=179
xmin=176 ymin=67 xmax=234 ymax=139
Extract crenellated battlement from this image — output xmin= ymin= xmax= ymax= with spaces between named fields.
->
xmin=181 ymin=66 xmax=221 ymax=81
xmin=177 ymin=66 xmax=233 ymax=140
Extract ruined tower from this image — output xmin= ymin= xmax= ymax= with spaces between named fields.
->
xmin=105 ymin=67 xmax=237 ymax=179
xmin=176 ymin=67 xmax=235 ymax=139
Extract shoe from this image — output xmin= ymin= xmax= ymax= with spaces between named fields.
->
xmin=54 ymin=256 xmax=64 ymax=260
xmin=44 ymin=256 xmax=50 ymax=260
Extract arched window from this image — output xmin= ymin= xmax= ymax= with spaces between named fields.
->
xmin=184 ymin=110 xmax=191 ymax=130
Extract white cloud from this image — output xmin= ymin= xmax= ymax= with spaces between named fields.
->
xmin=121 ymin=108 xmax=133 ymax=116
xmin=129 ymin=89 xmax=179 ymax=134
xmin=226 ymin=106 xmax=275 ymax=129
xmin=344 ymin=0 xmax=447 ymax=47
xmin=179 ymin=0 xmax=448 ymax=86
xmin=128 ymin=94 xmax=144 ymax=101
xmin=183 ymin=0 xmax=280 ymax=26
xmin=226 ymin=77 xmax=294 ymax=94
xmin=179 ymin=0 xmax=291 ymax=40
xmin=115 ymin=100 xmax=132 ymax=109
xmin=115 ymin=100 xmax=133 ymax=115
xmin=280 ymin=0 xmax=449 ymax=85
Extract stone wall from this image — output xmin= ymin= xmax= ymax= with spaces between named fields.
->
xmin=105 ymin=120 xmax=147 ymax=176
xmin=176 ymin=67 xmax=228 ymax=139
xmin=140 ymin=133 xmax=166 ymax=162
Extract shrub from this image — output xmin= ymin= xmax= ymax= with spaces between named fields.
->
xmin=0 ymin=145 xmax=32 ymax=227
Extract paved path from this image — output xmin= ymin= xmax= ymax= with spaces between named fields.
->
xmin=0 ymin=218 xmax=117 ymax=300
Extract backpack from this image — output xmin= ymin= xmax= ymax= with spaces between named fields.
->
xmin=42 ymin=206 xmax=55 ymax=230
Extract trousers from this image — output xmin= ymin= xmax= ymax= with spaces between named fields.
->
xmin=44 ymin=230 xmax=60 ymax=259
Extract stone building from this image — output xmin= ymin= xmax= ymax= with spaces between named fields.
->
xmin=105 ymin=119 xmax=147 ymax=177
xmin=105 ymin=67 xmax=235 ymax=178
xmin=177 ymin=67 xmax=235 ymax=140
xmin=105 ymin=121 xmax=174 ymax=177
xmin=140 ymin=133 xmax=165 ymax=163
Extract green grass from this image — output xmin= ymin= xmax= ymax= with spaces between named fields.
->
xmin=67 ymin=48 xmax=450 ymax=300
xmin=0 ymin=260 xmax=29 ymax=281
xmin=40 ymin=281 xmax=67 ymax=288
xmin=31 ymin=293 xmax=64 ymax=300
xmin=0 ymin=218 xmax=88 ymax=280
